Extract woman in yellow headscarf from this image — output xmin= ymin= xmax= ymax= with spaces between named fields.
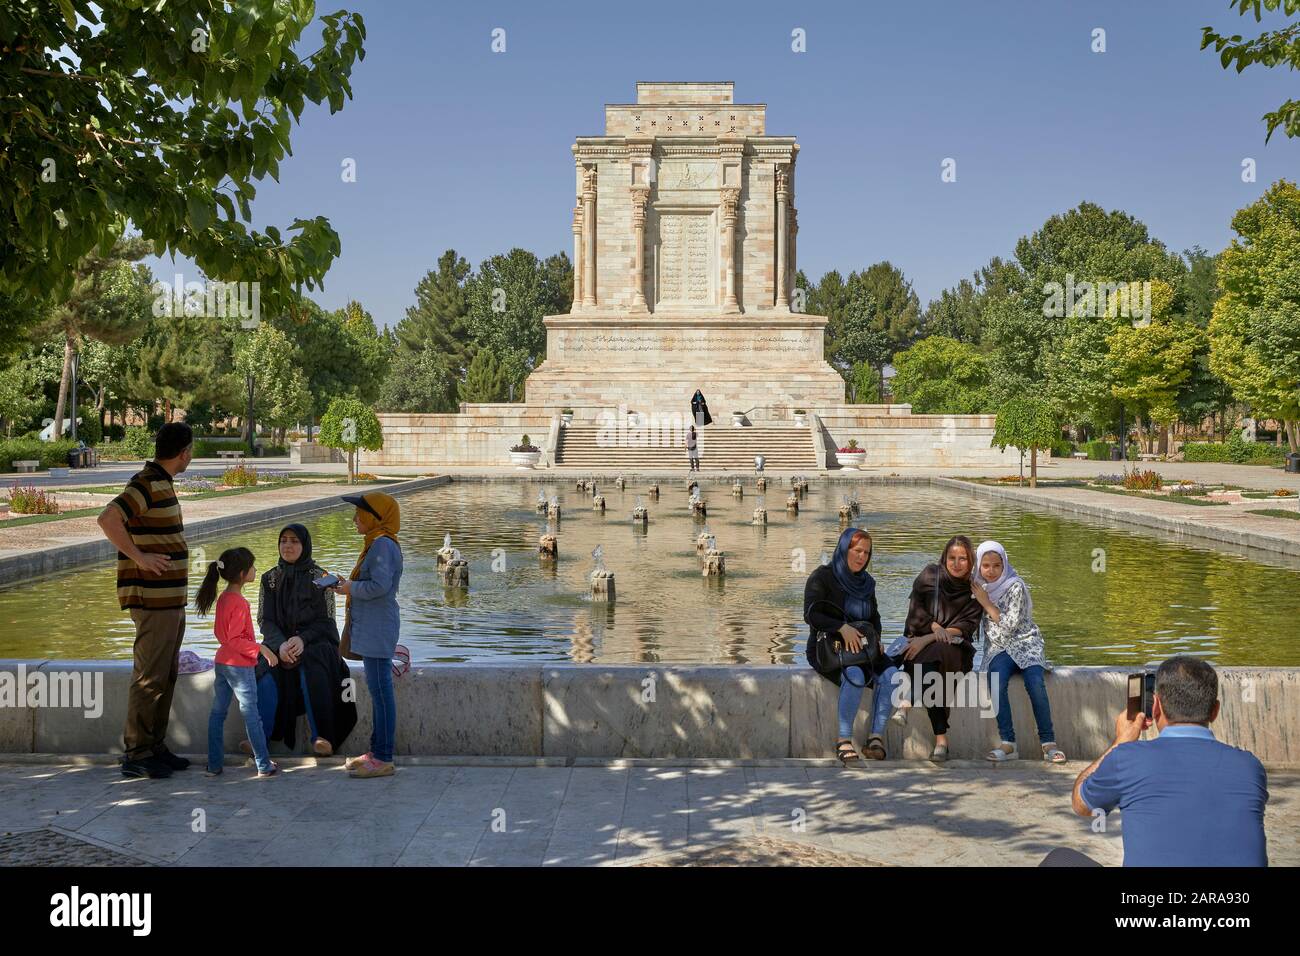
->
xmin=333 ymin=492 xmax=403 ymax=778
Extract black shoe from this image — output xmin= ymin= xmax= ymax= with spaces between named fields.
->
xmin=153 ymin=747 xmax=191 ymax=771
xmin=121 ymin=756 xmax=174 ymax=779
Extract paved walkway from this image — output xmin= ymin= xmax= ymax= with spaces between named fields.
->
xmin=1 ymin=760 xmax=1295 ymax=866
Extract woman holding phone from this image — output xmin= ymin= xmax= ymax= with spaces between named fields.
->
xmin=255 ymin=523 xmax=357 ymax=757
xmin=334 ymin=492 xmax=404 ymax=779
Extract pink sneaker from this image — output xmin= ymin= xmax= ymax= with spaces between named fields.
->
xmin=343 ymin=752 xmax=372 ymax=771
xmin=348 ymin=755 xmax=395 ymax=778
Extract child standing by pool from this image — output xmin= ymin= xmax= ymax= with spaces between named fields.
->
xmin=196 ymin=547 xmax=280 ymax=777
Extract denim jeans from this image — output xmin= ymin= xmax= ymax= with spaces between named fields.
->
xmin=363 ymin=656 xmax=396 ymax=763
xmin=870 ymin=665 xmax=905 ymax=736
xmin=837 ymin=667 xmax=868 ymax=739
xmin=987 ymin=651 xmax=1055 ymax=745
xmin=255 ymin=668 xmax=319 ymax=743
xmin=208 ymin=663 xmax=272 ymax=773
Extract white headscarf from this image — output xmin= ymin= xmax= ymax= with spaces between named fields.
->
xmin=975 ymin=540 xmax=1031 ymax=614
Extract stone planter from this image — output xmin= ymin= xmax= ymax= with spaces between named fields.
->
xmin=837 ymin=451 xmax=865 ymax=470
xmin=509 ymin=450 xmax=542 ymax=470
xmin=561 ymin=413 xmax=573 ymax=426
xmin=793 ymin=412 xmax=807 ymax=427
xmin=731 ymin=412 xmax=745 ymax=427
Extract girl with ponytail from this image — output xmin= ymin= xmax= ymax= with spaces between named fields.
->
xmin=197 ymin=547 xmax=279 ymax=777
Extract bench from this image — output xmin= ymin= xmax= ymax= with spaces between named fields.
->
xmin=1139 ymin=453 xmax=1160 ymax=461
xmin=1071 ymin=451 xmax=1088 ymax=460
xmin=12 ymin=460 xmax=39 ymax=473
xmin=216 ymin=449 xmax=245 ymax=461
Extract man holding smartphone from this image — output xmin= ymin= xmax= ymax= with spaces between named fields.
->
xmin=1069 ymin=655 xmax=1269 ymax=866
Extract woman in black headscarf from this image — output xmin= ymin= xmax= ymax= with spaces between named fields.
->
xmin=804 ymin=527 xmax=886 ymax=765
xmin=255 ymin=523 xmax=357 ymax=756
xmin=892 ymin=534 xmax=983 ymax=762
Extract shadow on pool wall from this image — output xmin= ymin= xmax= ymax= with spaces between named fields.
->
xmin=1 ymin=661 xmax=1296 ymax=767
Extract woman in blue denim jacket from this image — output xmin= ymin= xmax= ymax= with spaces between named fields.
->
xmin=333 ymin=492 xmax=403 ymax=778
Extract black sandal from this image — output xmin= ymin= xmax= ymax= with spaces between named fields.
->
xmin=864 ymin=735 xmax=886 ymax=760
xmin=835 ymin=739 xmax=861 ymax=766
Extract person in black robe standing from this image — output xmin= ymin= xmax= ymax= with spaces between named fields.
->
xmin=690 ymin=389 xmax=713 ymax=427
xmin=255 ymin=523 xmax=357 ymax=756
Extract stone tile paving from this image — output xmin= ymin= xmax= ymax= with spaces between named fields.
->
xmin=0 ymin=760 xmax=1295 ymax=867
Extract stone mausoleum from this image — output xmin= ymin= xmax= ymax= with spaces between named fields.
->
xmin=364 ymin=83 xmax=1017 ymax=470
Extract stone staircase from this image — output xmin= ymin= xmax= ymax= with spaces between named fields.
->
xmin=554 ymin=423 xmax=820 ymax=469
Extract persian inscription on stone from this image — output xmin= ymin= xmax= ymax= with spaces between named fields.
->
xmin=563 ymin=332 xmax=810 ymax=355
xmin=657 ymin=213 xmax=712 ymax=305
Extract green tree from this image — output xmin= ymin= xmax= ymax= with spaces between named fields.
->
xmin=464 ymin=249 xmax=572 ymax=395
xmin=1202 ymin=1 xmax=1300 ymax=141
xmin=891 ymin=336 xmax=992 ymax=414
xmin=992 ymin=397 xmax=1059 ymax=488
xmin=318 ymin=397 xmax=382 ymax=484
xmin=0 ymin=1 xmax=366 ymax=326
xmin=125 ymin=312 xmax=240 ymax=421
xmin=1106 ymin=282 xmax=1198 ymax=453
xmin=1208 ymin=180 xmax=1300 ymax=450
xmin=233 ymin=324 xmax=311 ymax=444
xmin=460 ymin=348 xmax=508 ymax=404
xmin=395 ymin=249 xmax=473 ymax=387
xmin=0 ymin=357 xmax=43 ymax=436
xmin=39 ymin=237 xmax=154 ymax=438
xmin=378 ymin=348 xmax=458 ymax=413
xmin=855 ymin=261 xmax=921 ymax=352
xmin=848 ymin=361 xmax=881 ymax=404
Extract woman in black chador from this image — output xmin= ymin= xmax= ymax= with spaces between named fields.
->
xmin=690 ymin=389 xmax=713 ymax=427
xmin=255 ymin=523 xmax=357 ymax=755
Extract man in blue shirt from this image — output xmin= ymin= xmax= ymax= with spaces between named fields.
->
xmin=1070 ymin=655 xmax=1268 ymax=866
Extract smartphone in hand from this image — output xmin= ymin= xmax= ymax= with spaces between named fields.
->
xmin=313 ymin=573 xmax=341 ymax=589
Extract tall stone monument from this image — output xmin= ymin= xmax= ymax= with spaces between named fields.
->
xmin=525 ymin=82 xmax=845 ymax=417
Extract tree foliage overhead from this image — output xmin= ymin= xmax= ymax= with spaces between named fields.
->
xmin=0 ymin=0 xmax=366 ymax=320
xmin=1202 ymin=0 xmax=1300 ymax=142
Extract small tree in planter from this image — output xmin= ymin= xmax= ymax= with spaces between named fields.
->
xmin=510 ymin=434 xmax=542 ymax=469
xmin=319 ymin=398 xmax=383 ymax=484
xmin=992 ymin=397 xmax=1058 ymax=488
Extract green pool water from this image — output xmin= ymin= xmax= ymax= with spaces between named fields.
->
xmin=2 ymin=480 xmax=1297 ymax=666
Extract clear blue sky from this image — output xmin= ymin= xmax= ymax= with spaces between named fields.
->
xmin=147 ymin=0 xmax=1300 ymax=326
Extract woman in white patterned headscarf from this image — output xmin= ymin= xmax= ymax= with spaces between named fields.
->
xmin=970 ymin=540 xmax=1065 ymax=764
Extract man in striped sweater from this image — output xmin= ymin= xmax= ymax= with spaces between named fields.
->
xmin=97 ymin=423 xmax=194 ymax=779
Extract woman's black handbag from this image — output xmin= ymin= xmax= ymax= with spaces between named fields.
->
xmin=809 ymin=601 xmax=882 ymax=687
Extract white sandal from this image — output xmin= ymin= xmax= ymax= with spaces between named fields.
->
xmin=1041 ymin=742 xmax=1067 ymax=763
xmin=985 ymin=741 xmax=1019 ymax=762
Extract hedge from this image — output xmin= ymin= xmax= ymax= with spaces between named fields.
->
xmin=1183 ymin=438 xmax=1287 ymax=465
xmin=0 ymin=438 xmax=78 ymax=472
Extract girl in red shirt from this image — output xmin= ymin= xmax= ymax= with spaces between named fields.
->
xmin=197 ymin=547 xmax=279 ymax=776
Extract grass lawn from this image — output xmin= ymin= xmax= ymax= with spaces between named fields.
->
xmin=1247 ymin=509 xmax=1300 ymax=520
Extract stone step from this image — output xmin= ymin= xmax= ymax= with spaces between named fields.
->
xmin=556 ymin=423 xmax=818 ymax=467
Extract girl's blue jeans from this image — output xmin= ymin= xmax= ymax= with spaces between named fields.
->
xmin=986 ymin=651 xmax=1055 ymax=744
xmin=208 ymin=663 xmax=273 ymax=773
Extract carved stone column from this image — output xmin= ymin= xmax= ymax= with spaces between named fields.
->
xmin=774 ymin=165 xmax=790 ymax=310
xmin=571 ymin=204 xmax=583 ymax=310
xmin=788 ymin=206 xmax=798 ymax=311
xmin=720 ymin=186 xmax=740 ymax=314
xmin=582 ymin=165 xmax=598 ymax=308
xmin=630 ymin=186 xmax=650 ymax=312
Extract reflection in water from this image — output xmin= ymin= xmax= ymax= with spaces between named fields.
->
xmin=2 ymin=481 xmax=1299 ymax=666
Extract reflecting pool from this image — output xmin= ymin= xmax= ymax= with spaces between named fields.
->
xmin=2 ymin=480 xmax=1298 ymax=665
